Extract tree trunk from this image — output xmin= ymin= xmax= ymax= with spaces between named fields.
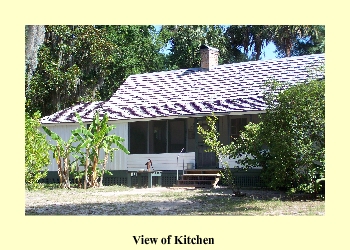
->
xmin=84 ymin=149 xmax=90 ymax=189
xmin=25 ymin=25 xmax=45 ymax=90
xmin=99 ymin=152 xmax=109 ymax=187
xmin=63 ymin=153 xmax=71 ymax=189
xmin=91 ymin=146 xmax=100 ymax=187
xmin=285 ymin=37 xmax=292 ymax=57
xmin=91 ymin=154 xmax=99 ymax=187
xmin=55 ymin=146 xmax=63 ymax=188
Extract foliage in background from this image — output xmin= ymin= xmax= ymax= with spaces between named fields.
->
xmin=225 ymin=25 xmax=273 ymax=61
xmin=25 ymin=25 xmax=167 ymax=117
xmin=290 ymin=26 xmax=325 ymax=57
xmin=271 ymin=25 xmax=325 ymax=57
xmin=159 ymin=25 xmax=233 ymax=69
xmin=99 ymin=25 xmax=166 ymax=99
xmin=25 ymin=112 xmax=50 ymax=190
xmin=26 ymin=25 xmax=115 ymax=116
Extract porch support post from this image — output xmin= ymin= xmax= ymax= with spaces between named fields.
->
xmin=166 ymin=120 xmax=169 ymax=153
xmin=148 ymin=171 xmax=152 ymax=188
xmin=147 ymin=121 xmax=150 ymax=154
xmin=194 ymin=117 xmax=198 ymax=168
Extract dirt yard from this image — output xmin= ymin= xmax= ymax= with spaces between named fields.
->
xmin=25 ymin=186 xmax=325 ymax=215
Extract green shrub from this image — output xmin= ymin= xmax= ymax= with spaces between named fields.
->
xmin=25 ymin=111 xmax=50 ymax=190
xmin=234 ymin=79 xmax=325 ymax=194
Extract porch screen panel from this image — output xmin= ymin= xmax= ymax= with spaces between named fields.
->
xmin=150 ymin=120 xmax=167 ymax=154
xmin=230 ymin=118 xmax=247 ymax=141
xmin=168 ymin=119 xmax=186 ymax=153
xmin=129 ymin=122 xmax=148 ymax=154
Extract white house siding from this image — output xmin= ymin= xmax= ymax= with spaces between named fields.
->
xmin=127 ymin=152 xmax=195 ymax=171
xmin=105 ymin=122 xmax=128 ymax=170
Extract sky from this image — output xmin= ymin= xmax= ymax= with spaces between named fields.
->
xmin=256 ymin=42 xmax=277 ymax=60
xmin=154 ymin=25 xmax=277 ymax=61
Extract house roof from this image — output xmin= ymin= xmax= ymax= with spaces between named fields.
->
xmin=41 ymin=53 xmax=325 ymax=124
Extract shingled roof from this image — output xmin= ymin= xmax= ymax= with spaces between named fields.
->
xmin=41 ymin=53 xmax=325 ymax=124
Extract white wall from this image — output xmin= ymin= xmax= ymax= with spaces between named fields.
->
xmin=105 ymin=122 xmax=128 ymax=170
xmin=127 ymin=152 xmax=195 ymax=171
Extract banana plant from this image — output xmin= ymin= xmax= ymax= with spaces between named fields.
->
xmin=73 ymin=111 xmax=129 ymax=189
xmin=99 ymin=133 xmax=129 ymax=186
xmin=42 ymin=126 xmax=77 ymax=189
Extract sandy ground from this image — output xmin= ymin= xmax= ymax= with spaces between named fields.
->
xmin=25 ymin=186 xmax=324 ymax=215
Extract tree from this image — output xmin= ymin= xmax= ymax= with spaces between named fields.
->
xmin=25 ymin=25 xmax=167 ymax=116
xmin=225 ymin=25 xmax=273 ymax=61
xmin=160 ymin=25 xmax=231 ymax=69
xmin=25 ymin=25 xmax=45 ymax=90
xmin=290 ymin=26 xmax=325 ymax=56
xmin=25 ymin=111 xmax=50 ymax=189
xmin=271 ymin=25 xmax=324 ymax=57
xmin=99 ymin=25 xmax=166 ymax=99
xmin=257 ymin=79 xmax=325 ymax=193
xmin=26 ymin=25 xmax=115 ymax=116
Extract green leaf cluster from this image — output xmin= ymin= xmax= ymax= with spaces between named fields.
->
xmin=26 ymin=25 xmax=115 ymax=116
xmin=257 ymin=79 xmax=325 ymax=193
xmin=25 ymin=112 xmax=50 ymax=190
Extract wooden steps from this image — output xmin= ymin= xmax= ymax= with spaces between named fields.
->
xmin=174 ymin=169 xmax=221 ymax=188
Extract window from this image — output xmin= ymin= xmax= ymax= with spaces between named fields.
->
xmin=230 ymin=118 xmax=247 ymax=141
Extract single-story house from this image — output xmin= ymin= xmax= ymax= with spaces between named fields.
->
xmin=41 ymin=45 xmax=325 ymax=187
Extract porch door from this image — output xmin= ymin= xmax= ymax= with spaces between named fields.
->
xmin=196 ymin=117 xmax=218 ymax=169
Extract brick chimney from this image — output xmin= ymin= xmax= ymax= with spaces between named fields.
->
xmin=200 ymin=45 xmax=219 ymax=70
